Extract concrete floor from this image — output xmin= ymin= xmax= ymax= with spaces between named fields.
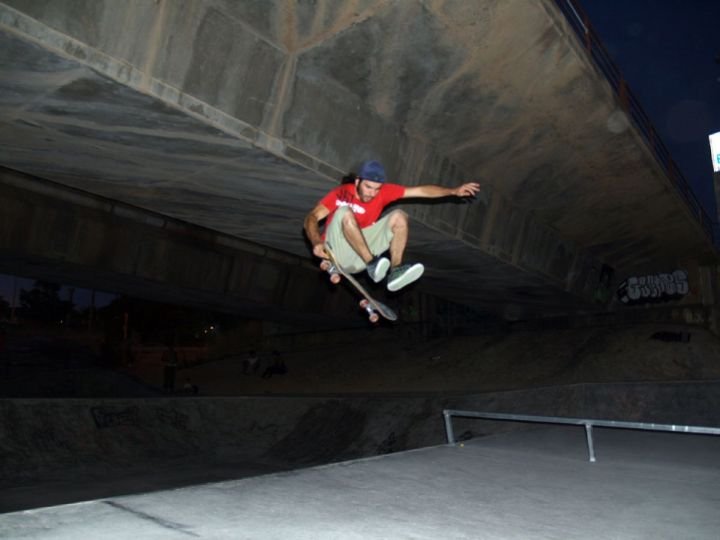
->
xmin=2 ymin=425 xmax=719 ymax=539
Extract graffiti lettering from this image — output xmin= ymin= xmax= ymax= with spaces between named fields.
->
xmin=248 ymin=420 xmax=280 ymax=437
xmin=617 ymin=270 xmax=689 ymax=305
xmin=90 ymin=406 xmax=140 ymax=429
xmin=155 ymin=407 xmax=189 ymax=431
xmin=31 ymin=429 xmax=71 ymax=451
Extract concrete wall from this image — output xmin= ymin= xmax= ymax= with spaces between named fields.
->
xmin=0 ymin=395 xmax=448 ymax=483
xmin=3 ymin=381 xmax=718 ymax=485
xmin=0 ymin=167 xmax=361 ymax=324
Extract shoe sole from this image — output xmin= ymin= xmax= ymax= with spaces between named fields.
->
xmin=369 ymin=257 xmax=390 ymax=283
xmin=387 ymin=263 xmax=424 ymax=292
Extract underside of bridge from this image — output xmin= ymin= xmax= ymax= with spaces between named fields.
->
xmin=0 ymin=0 xmax=715 ymax=323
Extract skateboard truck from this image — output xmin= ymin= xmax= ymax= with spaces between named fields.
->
xmin=322 ymin=260 xmax=379 ymax=322
xmin=359 ymin=298 xmax=380 ymax=323
xmin=319 ymin=259 xmax=341 ymax=285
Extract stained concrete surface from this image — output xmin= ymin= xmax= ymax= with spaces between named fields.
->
xmin=3 ymin=379 xmax=720 ymax=515
xmin=2 ymin=426 xmax=719 ymax=539
xmin=0 ymin=393 xmax=450 ymax=512
xmin=1 ymin=460 xmax=282 ymax=516
xmin=3 ymin=321 xmax=719 ymax=525
xmin=0 ymin=1 xmax=715 ymax=325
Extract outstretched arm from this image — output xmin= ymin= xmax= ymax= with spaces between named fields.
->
xmin=403 ymin=182 xmax=480 ymax=199
xmin=304 ymin=203 xmax=330 ymax=259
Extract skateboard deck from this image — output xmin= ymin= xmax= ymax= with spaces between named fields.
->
xmin=323 ymin=245 xmax=398 ymax=323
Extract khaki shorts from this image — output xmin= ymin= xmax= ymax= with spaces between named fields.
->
xmin=325 ymin=207 xmax=395 ymax=273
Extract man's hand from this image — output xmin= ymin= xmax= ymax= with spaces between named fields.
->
xmin=304 ymin=204 xmax=330 ymax=258
xmin=317 ymin=250 xmax=341 ymax=284
xmin=312 ymin=243 xmax=328 ymax=259
xmin=453 ymin=182 xmax=480 ymax=198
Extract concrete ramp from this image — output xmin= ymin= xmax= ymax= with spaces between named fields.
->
xmin=3 ymin=380 xmax=720 ymax=512
xmin=2 ymin=426 xmax=719 ymax=539
xmin=0 ymin=394 xmax=449 ymax=512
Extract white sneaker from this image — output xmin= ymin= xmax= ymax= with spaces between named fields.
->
xmin=366 ymin=256 xmax=390 ymax=283
xmin=387 ymin=263 xmax=424 ymax=291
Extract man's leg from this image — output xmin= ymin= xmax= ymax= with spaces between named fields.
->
xmin=361 ymin=210 xmax=423 ymax=291
xmin=386 ymin=210 xmax=409 ymax=267
xmin=340 ymin=209 xmax=392 ymax=282
xmin=325 ymin=207 xmax=368 ymax=272
xmin=326 ymin=208 xmax=389 ymax=281
xmin=325 ymin=208 xmax=420 ymax=290
xmin=382 ymin=210 xmax=424 ymax=292
xmin=339 ymin=207 xmax=374 ymax=265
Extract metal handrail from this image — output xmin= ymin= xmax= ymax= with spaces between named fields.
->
xmin=442 ymin=409 xmax=720 ymax=462
xmin=554 ymin=0 xmax=715 ymax=244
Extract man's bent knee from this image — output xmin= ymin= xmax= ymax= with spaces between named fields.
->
xmin=339 ymin=207 xmax=360 ymax=228
xmin=388 ymin=209 xmax=409 ymax=228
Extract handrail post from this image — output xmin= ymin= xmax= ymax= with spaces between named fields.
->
xmin=584 ymin=423 xmax=596 ymax=462
xmin=443 ymin=410 xmax=456 ymax=445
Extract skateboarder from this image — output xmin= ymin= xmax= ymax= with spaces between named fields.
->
xmin=304 ymin=160 xmax=479 ymax=291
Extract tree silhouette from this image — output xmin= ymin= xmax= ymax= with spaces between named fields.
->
xmin=19 ymin=281 xmax=73 ymax=323
xmin=0 ymin=295 xmax=9 ymax=319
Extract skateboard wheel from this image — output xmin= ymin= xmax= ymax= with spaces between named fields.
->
xmin=362 ymin=303 xmax=375 ymax=316
xmin=368 ymin=312 xmax=380 ymax=323
xmin=359 ymin=299 xmax=369 ymax=309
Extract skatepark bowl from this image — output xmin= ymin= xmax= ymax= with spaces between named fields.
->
xmin=2 ymin=382 xmax=720 ymax=539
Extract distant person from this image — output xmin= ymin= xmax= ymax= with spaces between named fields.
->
xmin=261 ymin=350 xmax=287 ymax=379
xmin=272 ymin=350 xmax=287 ymax=376
xmin=162 ymin=343 xmax=178 ymax=392
xmin=243 ymin=349 xmax=260 ymax=375
xmin=121 ymin=331 xmax=136 ymax=368
xmin=183 ymin=377 xmax=199 ymax=395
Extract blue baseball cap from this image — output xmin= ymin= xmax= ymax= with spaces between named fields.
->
xmin=356 ymin=160 xmax=386 ymax=183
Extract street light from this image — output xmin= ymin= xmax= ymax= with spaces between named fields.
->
xmin=711 ymin=132 xmax=720 ymax=231
xmin=710 ymin=132 xmax=720 ymax=173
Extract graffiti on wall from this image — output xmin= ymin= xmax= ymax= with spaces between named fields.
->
xmin=616 ymin=270 xmax=689 ymax=305
xmin=91 ymin=406 xmax=140 ymax=429
xmin=155 ymin=407 xmax=190 ymax=431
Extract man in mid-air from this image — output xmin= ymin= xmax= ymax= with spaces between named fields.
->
xmin=304 ymin=160 xmax=480 ymax=291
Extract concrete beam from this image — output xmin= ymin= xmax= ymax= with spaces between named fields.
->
xmin=0 ymin=167 xmax=360 ymax=326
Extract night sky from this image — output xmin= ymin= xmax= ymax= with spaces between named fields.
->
xmin=0 ymin=274 xmax=116 ymax=310
xmin=581 ymin=0 xmax=720 ymax=221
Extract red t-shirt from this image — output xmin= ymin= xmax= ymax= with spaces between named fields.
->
xmin=319 ymin=183 xmax=406 ymax=234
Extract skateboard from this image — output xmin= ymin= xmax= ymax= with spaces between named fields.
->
xmin=322 ymin=244 xmax=398 ymax=323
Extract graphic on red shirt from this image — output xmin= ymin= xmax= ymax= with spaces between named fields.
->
xmin=319 ymin=183 xmax=405 ymax=235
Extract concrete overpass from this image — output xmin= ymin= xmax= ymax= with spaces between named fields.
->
xmin=0 ymin=0 xmax=715 ymax=323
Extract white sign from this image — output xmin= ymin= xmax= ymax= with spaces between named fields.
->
xmin=710 ymin=132 xmax=720 ymax=173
